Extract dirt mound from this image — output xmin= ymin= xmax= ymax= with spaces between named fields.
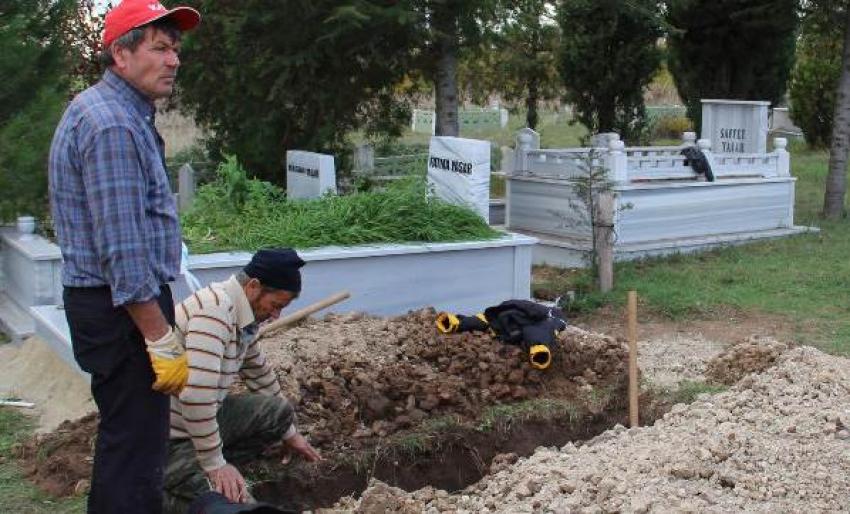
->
xmin=14 ymin=412 xmax=96 ymax=497
xmin=261 ymin=310 xmax=628 ymax=452
xmin=347 ymin=346 xmax=850 ymax=512
xmin=0 ymin=336 xmax=94 ymax=433
xmin=23 ymin=309 xmax=629 ymax=500
xmin=705 ymin=336 xmax=788 ymax=385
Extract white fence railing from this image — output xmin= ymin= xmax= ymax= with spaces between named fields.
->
xmin=513 ymin=130 xmax=790 ymax=185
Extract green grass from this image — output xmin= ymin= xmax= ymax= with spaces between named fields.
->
xmin=657 ymin=380 xmax=728 ymax=405
xmin=0 ymin=408 xmax=86 ymax=513
xmin=182 ymin=164 xmax=500 ymax=254
xmin=476 ymin=398 xmax=583 ymax=433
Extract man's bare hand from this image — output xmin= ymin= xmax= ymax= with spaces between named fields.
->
xmin=207 ymin=464 xmax=248 ymax=503
xmin=284 ymin=433 xmax=322 ymax=462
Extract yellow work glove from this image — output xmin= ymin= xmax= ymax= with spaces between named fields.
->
xmin=146 ymin=327 xmax=188 ymax=395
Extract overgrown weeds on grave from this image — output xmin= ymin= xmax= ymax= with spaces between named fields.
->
xmin=182 ymin=155 xmax=499 ymax=254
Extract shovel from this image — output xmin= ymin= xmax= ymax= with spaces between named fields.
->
xmin=257 ymin=290 xmax=351 ymax=339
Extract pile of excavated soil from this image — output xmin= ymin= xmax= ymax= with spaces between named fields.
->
xmin=20 ymin=310 xmax=629 ymax=499
xmin=637 ymin=332 xmax=726 ymax=388
xmin=13 ymin=413 xmax=96 ymax=497
xmin=344 ymin=346 xmax=850 ymax=513
xmin=705 ymin=336 xmax=788 ymax=386
xmin=260 ymin=310 xmax=628 ymax=452
xmin=0 ymin=337 xmax=94 ymax=432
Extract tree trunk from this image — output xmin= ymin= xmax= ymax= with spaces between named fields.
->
xmin=526 ymin=76 xmax=540 ymax=129
xmin=823 ymin=6 xmax=850 ymax=219
xmin=433 ymin=6 xmax=459 ymax=137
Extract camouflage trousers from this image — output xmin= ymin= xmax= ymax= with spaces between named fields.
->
xmin=163 ymin=394 xmax=295 ymax=514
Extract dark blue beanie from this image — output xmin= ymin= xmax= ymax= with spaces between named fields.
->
xmin=243 ymin=248 xmax=305 ymax=293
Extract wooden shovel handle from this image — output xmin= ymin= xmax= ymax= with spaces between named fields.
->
xmin=258 ymin=290 xmax=351 ymax=339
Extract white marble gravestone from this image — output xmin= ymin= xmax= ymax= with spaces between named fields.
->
xmin=286 ymin=150 xmax=336 ymax=199
xmin=701 ymin=99 xmax=769 ymax=154
xmin=427 ymin=136 xmax=491 ymax=221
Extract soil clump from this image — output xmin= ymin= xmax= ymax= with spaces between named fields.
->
xmin=14 ymin=412 xmax=96 ymax=497
xmin=705 ymin=336 xmax=788 ymax=385
xmin=344 ymin=346 xmax=850 ymax=513
xmin=19 ymin=309 xmax=629 ymax=502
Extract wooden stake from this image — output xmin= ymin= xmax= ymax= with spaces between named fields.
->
xmin=627 ymin=290 xmax=639 ymax=427
xmin=594 ymin=192 xmax=615 ymax=293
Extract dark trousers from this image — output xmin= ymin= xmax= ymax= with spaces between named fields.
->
xmin=163 ymin=395 xmax=295 ymax=514
xmin=64 ymin=285 xmax=175 ymax=514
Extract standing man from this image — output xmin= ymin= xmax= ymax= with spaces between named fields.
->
xmin=164 ymin=248 xmax=321 ymax=514
xmin=48 ymin=1 xmax=200 ymax=512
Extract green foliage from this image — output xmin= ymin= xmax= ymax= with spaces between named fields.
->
xmin=181 ymin=156 xmax=499 ymax=253
xmin=494 ymin=1 xmax=562 ymax=129
xmin=667 ymin=0 xmax=799 ymax=130
xmin=789 ymin=7 xmax=844 ymax=148
xmin=0 ymin=0 xmax=69 ymax=125
xmin=650 ymin=115 xmax=693 ymax=140
xmin=557 ymin=0 xmax=663 ymax=143
xmin=0 ymin=0 xmax=73 ymax=221
xmin=177 ymin=0 xmax=420 ymax=182
xmin=0 ymin=87 xmax=67 ymax=221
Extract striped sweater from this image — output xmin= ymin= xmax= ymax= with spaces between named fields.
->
xmin=169 ymin=275 xmax=295 ymax=471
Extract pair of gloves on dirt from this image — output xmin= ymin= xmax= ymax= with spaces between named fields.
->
xmin=146 ymin=327 xmax=188 ymax=395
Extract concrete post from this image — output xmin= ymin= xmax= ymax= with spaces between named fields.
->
xmin=178 ymin=163 xmax=196 ymax=213
xmin=774 ymin=137 xmax=790 ymax=177
xmin=514 ymin=128 xmax=540 ymax=173
xmin=605 ymin=139 xmax=628 ymax=184
xmin=354 ymin=144 xmax=375 ymax=173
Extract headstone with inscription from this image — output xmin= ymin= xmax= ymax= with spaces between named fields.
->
xmin=701 ymin=99 xmax=769 ymax=154
xmin=286 ymin=150 xmax=336 ymax=200
xmin=427 ymin=137 xmax=491 ymax=221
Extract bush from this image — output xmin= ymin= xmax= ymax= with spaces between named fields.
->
xmin=0 ymin=87 xmax=66 ymax=222
xmin=650 ymin=115 xmax=693 ymax=140
xmin=789 ymin=33 xmax=841 ymax=148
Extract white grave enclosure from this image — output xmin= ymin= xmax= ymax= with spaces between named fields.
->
xmin=507 ymin=129 xmax=813 ymax=267
xmin=286 ymin=150 xmax=337 ymax=199
xmin=701 ymin=99 xmax=770 ymax=154
xmin=427 ymin=136 xmax=491 ymax=221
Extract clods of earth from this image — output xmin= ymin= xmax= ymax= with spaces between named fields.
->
xmin=342 ymin=345 xmax=850 ymax=513
xmin=16 ymin=309 xmax=821 ymax=513
xmin=15 ymin=308 xmax=632 ymax=509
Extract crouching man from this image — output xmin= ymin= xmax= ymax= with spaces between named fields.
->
xmin=164 ymin=248 xmax=321 ymax=513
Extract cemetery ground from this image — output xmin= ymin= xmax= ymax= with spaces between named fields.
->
xmin=3 ymin=140 xmax=850 ymax=511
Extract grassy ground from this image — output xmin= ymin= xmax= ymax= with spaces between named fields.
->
xmin=537 ymin=142 xmax=850 ymax=355
xmin=0 ymin=408 xmax=85 ymax=513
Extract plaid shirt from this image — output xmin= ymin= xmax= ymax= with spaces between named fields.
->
xmin=49 ymin=69 xmax=180 ymax=306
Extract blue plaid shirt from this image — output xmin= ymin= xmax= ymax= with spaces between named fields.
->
xmin=49 ymin=69 xmax=181 ymax=306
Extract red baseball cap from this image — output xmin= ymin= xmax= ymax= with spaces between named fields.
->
xmin=103 ymin=0 xmax=201 ymax=49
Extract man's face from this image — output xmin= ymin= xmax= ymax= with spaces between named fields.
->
xmin=248 ymin=287 xmax=296 ymax=324
xmin=111 ymin=26 xmax=181 ymax=100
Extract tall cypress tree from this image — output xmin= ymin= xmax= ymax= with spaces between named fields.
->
xmin=558 ymin=0 xmax=663 ymax=143
xmin=667 ymin=0 xmax=799 ymax=131
xmin=0 ymin=0 xmax=72 ymax=221
xmin=177 ymin=0 xmax=420 ymax=182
